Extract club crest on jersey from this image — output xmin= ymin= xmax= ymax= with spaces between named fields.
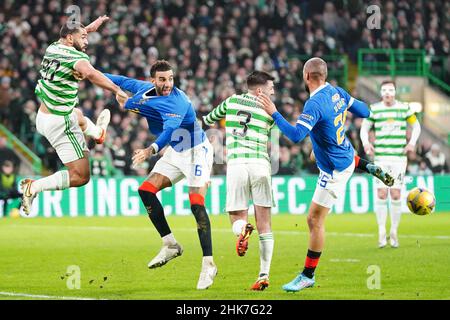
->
xmin=332 ymin=93 xmax=340 ymax=102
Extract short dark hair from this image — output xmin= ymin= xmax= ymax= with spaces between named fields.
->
xmin=150 ymin=60 xmax=173 ymax=78
xmin=246 ymin=71 xmax=275 ymax=89
xmin=60 ymin=22 xmax=85 ymax=38
xmin=381 ymin=80 xmax=396 ymax=88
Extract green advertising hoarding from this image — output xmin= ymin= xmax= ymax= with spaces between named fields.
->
xmin=7 ymin=174 xmax=448 ymax=218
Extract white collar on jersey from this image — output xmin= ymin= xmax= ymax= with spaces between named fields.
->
xmin=309 ymin=82 xmax=330 ymax=98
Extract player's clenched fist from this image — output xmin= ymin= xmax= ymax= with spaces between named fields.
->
xmin=257 ymin=93 xmax=277 ymax=115
xmin=132 ymin=146 xmax=155 ymax=167
xmin=115 ymin=89 xmax=129 ymax=107
xmin=85 ymin=15 xmax=110 ymax=33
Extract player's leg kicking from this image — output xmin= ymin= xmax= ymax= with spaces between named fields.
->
xmin=21 ymin=105 xmax=110 ymax=214
xmin=227 ymin=162 xmax=274 ymax=290
xmin=74 ymin=108 xmax=111 ymax=144
xmin=283 ymin=160 xmax=355 ymax=292
xmin=138 ymin=140 xmax=216 ymax=289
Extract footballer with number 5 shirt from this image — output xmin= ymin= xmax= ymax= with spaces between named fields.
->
xmin=257 ymin=57 xmax=384 ymax=292
xmin=104 ymin=60 xmax=216 ymax=290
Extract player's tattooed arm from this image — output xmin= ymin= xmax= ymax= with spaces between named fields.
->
xmin=85 ymin=15 xmax=109 ymax=33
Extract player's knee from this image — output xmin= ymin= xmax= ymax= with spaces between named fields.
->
xmin=69 ymin=168 xmax=90 ymax=187
xmin=377 ymin=189 xmax=388 ymax=200
xmin=307 ymin=214 xmax=320 ymax=230
xmin=390 ymin=190 xmax=401 ymax=200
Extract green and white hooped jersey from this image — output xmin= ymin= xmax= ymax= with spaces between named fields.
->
xmin=367 ymin=101 xmax=414 ymax=161
xmin=35 ymin=41 xmax=89 ymax=115
xmin=204 ymin=93 xmax=274 ymax=164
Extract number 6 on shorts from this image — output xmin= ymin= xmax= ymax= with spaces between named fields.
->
xmin=195 ymin=165 xmax=202 ymax=177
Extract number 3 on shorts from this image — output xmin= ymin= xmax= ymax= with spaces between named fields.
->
xmin=195 ymin=165 xmax=202 ymax=176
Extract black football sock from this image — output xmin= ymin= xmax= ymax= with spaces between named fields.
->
xmin=138 ymin=188 xmax=171 ymax=238
xmin=355 ymin=155 xmax=371 ymax=173
xmin=190 ymin=194 xmax=213 ymax=257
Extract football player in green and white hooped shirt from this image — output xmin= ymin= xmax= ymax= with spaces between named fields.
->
xmin=203 ymin=71 xmax=275 ymax=291
xmin=20 ymin=17 xmax=129 ymax=215
xmin=360 ymin=80 xmax=421 ymax=248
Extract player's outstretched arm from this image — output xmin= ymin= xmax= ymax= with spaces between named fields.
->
xmin=336 ymin=87 xmax=370 ymax=118
xmin=347 ymin=98 xmax=370 ymax=118
xmin=104 ymin=73 xmax=151 ymax=94
xmin=74 ymin=60 xmax=128 ymax=107
xmin=203 ymin=99 xmax=229 ymax=126
xmin=257 ymin=93 xmax=311 ymax=143
xmin=85 ymin=15 xmax=109 ymax=33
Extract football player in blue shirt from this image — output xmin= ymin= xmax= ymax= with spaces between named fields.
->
xmin=104 ymin=60 xmax=216 ymax=290
xmin=257 ymin=57 xmax=390 ymax=292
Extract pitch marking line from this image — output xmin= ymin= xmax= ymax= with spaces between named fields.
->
xmin=6 ymin=224 xmax=450 ymax=240
xmin=0 ymin=291 xmax=106 ymax=300
xmin=329 ymin=259 xmax=360 ymax=263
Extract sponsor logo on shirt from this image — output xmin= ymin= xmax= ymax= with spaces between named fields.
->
xmin=165 ymin=113 xmax=181 ymax=118
xmin=300 ymin=113 xmax=314 ymax=121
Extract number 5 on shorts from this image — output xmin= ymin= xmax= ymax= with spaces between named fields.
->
xmin=195 ymin=165 xmax=202 ymax=176
xmin=319 ymin=172 xmax=329 ymax=188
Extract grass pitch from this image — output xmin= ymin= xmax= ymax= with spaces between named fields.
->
xmin=0 ymin=213 xmax=449 ymax=300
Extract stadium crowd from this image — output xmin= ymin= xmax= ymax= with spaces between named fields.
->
xmin=0 ymin=0 xmax=449 ymax=176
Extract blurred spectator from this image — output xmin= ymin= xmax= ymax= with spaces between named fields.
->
xmin=0 ymin=137 xmax=20 ymax=169
xmin=425 ymin=144 xmax=448 ymax=174
xmin=0 ymin=0 xmax=448 ymax=176
xmin=0 ymin=77 xmax=12 ymax=120
xmin=0 ymin=160 xmax=22 ymax=217
xmin=407 ymin=152 xmax=421 ymax=175
xmin=90 ymin=145 xmax=116 ymax=177
xmin=276 ymin=146 xmax=297 ymax=175
xmin=417 ymin=160 xmax=433 ymax=175
xmin=110 ymin=136 xmax=127 ymax=176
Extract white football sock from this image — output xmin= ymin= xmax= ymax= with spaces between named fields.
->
xmin=390 ymin=199 xmax=402 ymax=235
xmin=375 ymin=198 xmax=388 ymax=241
xmin=30 ymin=170 xmax=70 ymax=194
xmin=232 ymin=219 xmax=247 ymax=236
xmin=258 ymin=232 xmax=274 ymax=277
xmin=202 ymin=256 xmax=214 ymax=266
xmin=83 ymin=117 xmax=102 ymax=139
xmin=162 ymin=233 xmax=177 ymax=246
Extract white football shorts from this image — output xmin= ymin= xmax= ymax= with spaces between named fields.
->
xmin=312 ymin=159 xmax=355 ymax=209
xmin=36 ymin=109 xmax=88 ymax=164
xmin=152 ymin=139 xmax=213 ymax=188
xmin=225 ymin=162 xmax=274 ymax=212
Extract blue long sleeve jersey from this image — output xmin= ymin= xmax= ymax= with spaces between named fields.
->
xmin=272 ymin=83 xmax=370 ymax=175
xmin=104 ymin=74 xmax=205 ymax=152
